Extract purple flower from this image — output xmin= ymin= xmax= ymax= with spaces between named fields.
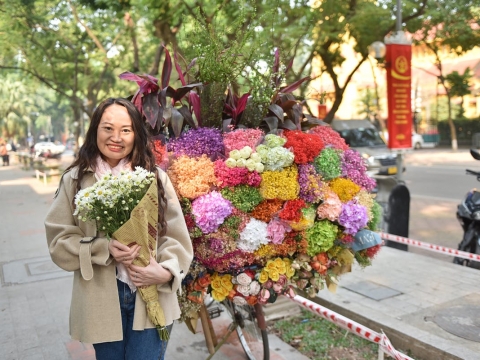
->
xmin=298 ymin=164 xmax=323 ymax=203
xmin=192 ymin=191 xmax=233 ymax=233
xmin=209 ymin=238 xmax=224 ymax=253
xmin=338 ymin=201 xmax=368 ymax=235
xmin=167 ymin=127 xmax=225 ymax=158
xmin=341 ymin=149 xmax=376 ymax=192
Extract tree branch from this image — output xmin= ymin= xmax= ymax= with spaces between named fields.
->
xmin=68 ymin=0 xmax=108 ymax=63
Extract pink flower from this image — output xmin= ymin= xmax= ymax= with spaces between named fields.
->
xmin=317 ymin=189 xmax=342 ymax=221
xmin=258 ymin=288 xmax=271 ymax=304
xmin=263 ymin=279 xmax=273 ymax=289
xmin=272 ymin=274 xmax=287 ymax=293
xmin=267 ymin=218 xmax=291 ymax=244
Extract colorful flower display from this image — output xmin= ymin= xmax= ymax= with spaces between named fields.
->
xmin=159 ymin=125 xmax=382 ymax=318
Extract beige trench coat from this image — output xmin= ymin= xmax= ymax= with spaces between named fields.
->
xmin=45 ymin=167 xmax=193 ymax=344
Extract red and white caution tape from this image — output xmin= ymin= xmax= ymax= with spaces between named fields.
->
xmin=287 ymin=294 xmax=415 ymax=360
xmin=379 ymin=232 xmax=480 ymax=263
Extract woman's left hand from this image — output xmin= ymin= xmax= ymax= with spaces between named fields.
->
xmin=128 ymin=256 xmax=173 ymax=287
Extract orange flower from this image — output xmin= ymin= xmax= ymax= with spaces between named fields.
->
xmin=251 ymin=199 xmax=284 ymax=222
xmin=167 ymin=155 xmax=217 ymax=199
xmin=246 ymin=296 xmax=258 ymax=305
xmin=197 ymin=273 xmax=211 ymax=288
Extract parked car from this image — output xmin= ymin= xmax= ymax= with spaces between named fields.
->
xmin=34 ymin=141 xmax=66 ymax=155
xmin=331 ymin=119 xmax=399 ymax=177
xmin=412 ymin=132 xmax=424 ymax=149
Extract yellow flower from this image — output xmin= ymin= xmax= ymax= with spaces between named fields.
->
xmin=286 ymin=264 xmax=295 ymax=278
xmin=274 ymin=258 xmax=286 ymax=274
xmin=220 ymin=274 xmax=233 ymax=291
xmin=265 ymin=260 xmax=277 ymax=273
xmin=210 ymin=276 xmax=223 ymax=290
xmin=211 ymin=289 xmax=226 ymax=302
xmin=258 ymin=270 xmax=269 ymax=283
xmin=269 ymin=269 xmax=280 ymax=281
xmin=260 ymin=166 xmax=299 ymax=200
xmin=329 ymin=178 xmax=360 ymax=202
xmin=218 ymin=286 xmax=231 ymax=297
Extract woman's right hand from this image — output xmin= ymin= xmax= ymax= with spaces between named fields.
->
xmin=108 ymin=239 xmax=141 ymax=267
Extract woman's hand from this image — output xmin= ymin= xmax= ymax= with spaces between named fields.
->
xmin=108 ymin=239 xmax=141 ymax=267
xmin=128 ymin=256 xmax=173 ymax=287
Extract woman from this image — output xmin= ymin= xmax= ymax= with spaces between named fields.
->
xmin=45 ymin=98 xmax=193 ymax=360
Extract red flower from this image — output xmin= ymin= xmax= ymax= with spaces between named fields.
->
xmin=284 ymin=130 xmax=324 ymax=164
xmin=279 ymin=199 xmax=306 ymax=222
xmin=364 ymin=244 xmax=382 ymax=258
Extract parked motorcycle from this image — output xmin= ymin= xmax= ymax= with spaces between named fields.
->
xmin=453 ymin=148 xmax=480 ymax=269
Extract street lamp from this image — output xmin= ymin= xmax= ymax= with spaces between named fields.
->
xmin=368 ymin=41 xmax=386 ymax=62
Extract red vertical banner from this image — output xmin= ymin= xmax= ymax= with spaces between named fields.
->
xmin=317 ymin=104 xmax=327 ymax=119
xmin=386 ymin=43 xmax=412 ymax=149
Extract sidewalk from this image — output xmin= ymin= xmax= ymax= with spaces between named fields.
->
xmin=1 ymin=149 xmax=480 ymax=360
xmin=0 ymin=158 xmax=308 ymax=360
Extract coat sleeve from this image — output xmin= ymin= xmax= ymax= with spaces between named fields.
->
xmin=44 ymin=172 xmax=112 ymax=272
xmin=156 ymin=169 xmax=194 ymax=294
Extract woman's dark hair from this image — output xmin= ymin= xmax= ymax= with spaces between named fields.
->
xmin=66 ymin=97 xmax=168 ymax=236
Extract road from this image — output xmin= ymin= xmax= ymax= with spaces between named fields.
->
xmin=403 ymin=164 xmax=480 ymax=201
xmin=387 ymin=149 xmax=479 ymax=262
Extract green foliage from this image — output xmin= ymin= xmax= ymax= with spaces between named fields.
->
xmin=273 ymin=309 xmax=378 ymax=359
xmin=183 ymin=3 xmax=259 ymax=85
xmin=367 ymin=202 xmax=382 ymax=231
xmin=446 ymin=69 xmax=472 ymax=99
xmin=220 ymin=185 xmax=263 ymax=212
xmin=438 ymin=119 xmax=480 ymax=146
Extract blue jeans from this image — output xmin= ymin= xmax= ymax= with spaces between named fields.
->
xmin=93 ymin=279 xmax=172 ymax=360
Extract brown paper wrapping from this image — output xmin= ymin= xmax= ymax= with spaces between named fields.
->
xmin=113 ymin=180 xmax=169 ymax=339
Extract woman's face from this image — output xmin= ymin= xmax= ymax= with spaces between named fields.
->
xmin=96 ymin=104 xmax=135 ymax=167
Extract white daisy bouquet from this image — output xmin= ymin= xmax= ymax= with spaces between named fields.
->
xmin=74 ymin=167 xmax=156 ymax=237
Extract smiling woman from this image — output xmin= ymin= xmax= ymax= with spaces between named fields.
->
xmin=96 ymin=104 xmax=135 ymax=167
xmin=44 ymin=97 xmax=193 ymax=360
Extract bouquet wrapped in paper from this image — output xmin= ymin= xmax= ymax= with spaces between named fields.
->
xmin=74 ymin=167 xmax=169 ymax=340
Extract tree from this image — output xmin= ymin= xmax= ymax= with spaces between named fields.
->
xmin=407 ymin=0 xmax=480 ymax=150
xmin=0 ymin=0 xmax=132 ymax=150
xmin=446 ymin=68 xmax=472 ymax=119
xmin=0 ymin=74 xmax=37 ymax=142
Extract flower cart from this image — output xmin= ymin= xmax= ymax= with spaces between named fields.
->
xmin=120 ymin=47 xmax=383 ymax=358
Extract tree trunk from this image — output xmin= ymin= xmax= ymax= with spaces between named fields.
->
xmin=446 ymin=93 xmax=458 ymax=151
xmin=324 ymin=90 xmax=345 ymax=124
xmin=441 ymin=78 xmax=458 ymax=151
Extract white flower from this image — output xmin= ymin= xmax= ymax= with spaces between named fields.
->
xmin=229 ymin=149 xmax=241 ymax=160
xmin=239 ymin=146 xmax=252 ymax=159
xmin=237 ymin=218 xmax=269 ymax=252
xmin=254 ymin=163 xmax=264 ymax=173
xmin=236 ymin=273 xmax=252 ymax=286
xmin=236 ymin=285 xmax=251 ymax=296
xmin=225 ymin=158 xmax=237 ymax=168
xmin=249 ymin=152 xmax=261 ymax=162
xmin=235 ymin=158 xmax=247 ymax=168
xmin=249 ymin=281 xmax=261 ymax=295
xmin=245 ymin=159 xmax=256 ymax=172
xmin=232 ymin=296 xmax=248 ymax=306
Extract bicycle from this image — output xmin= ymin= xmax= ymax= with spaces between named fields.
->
xmin=202 ymin=299 xmax=270 ymax=360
